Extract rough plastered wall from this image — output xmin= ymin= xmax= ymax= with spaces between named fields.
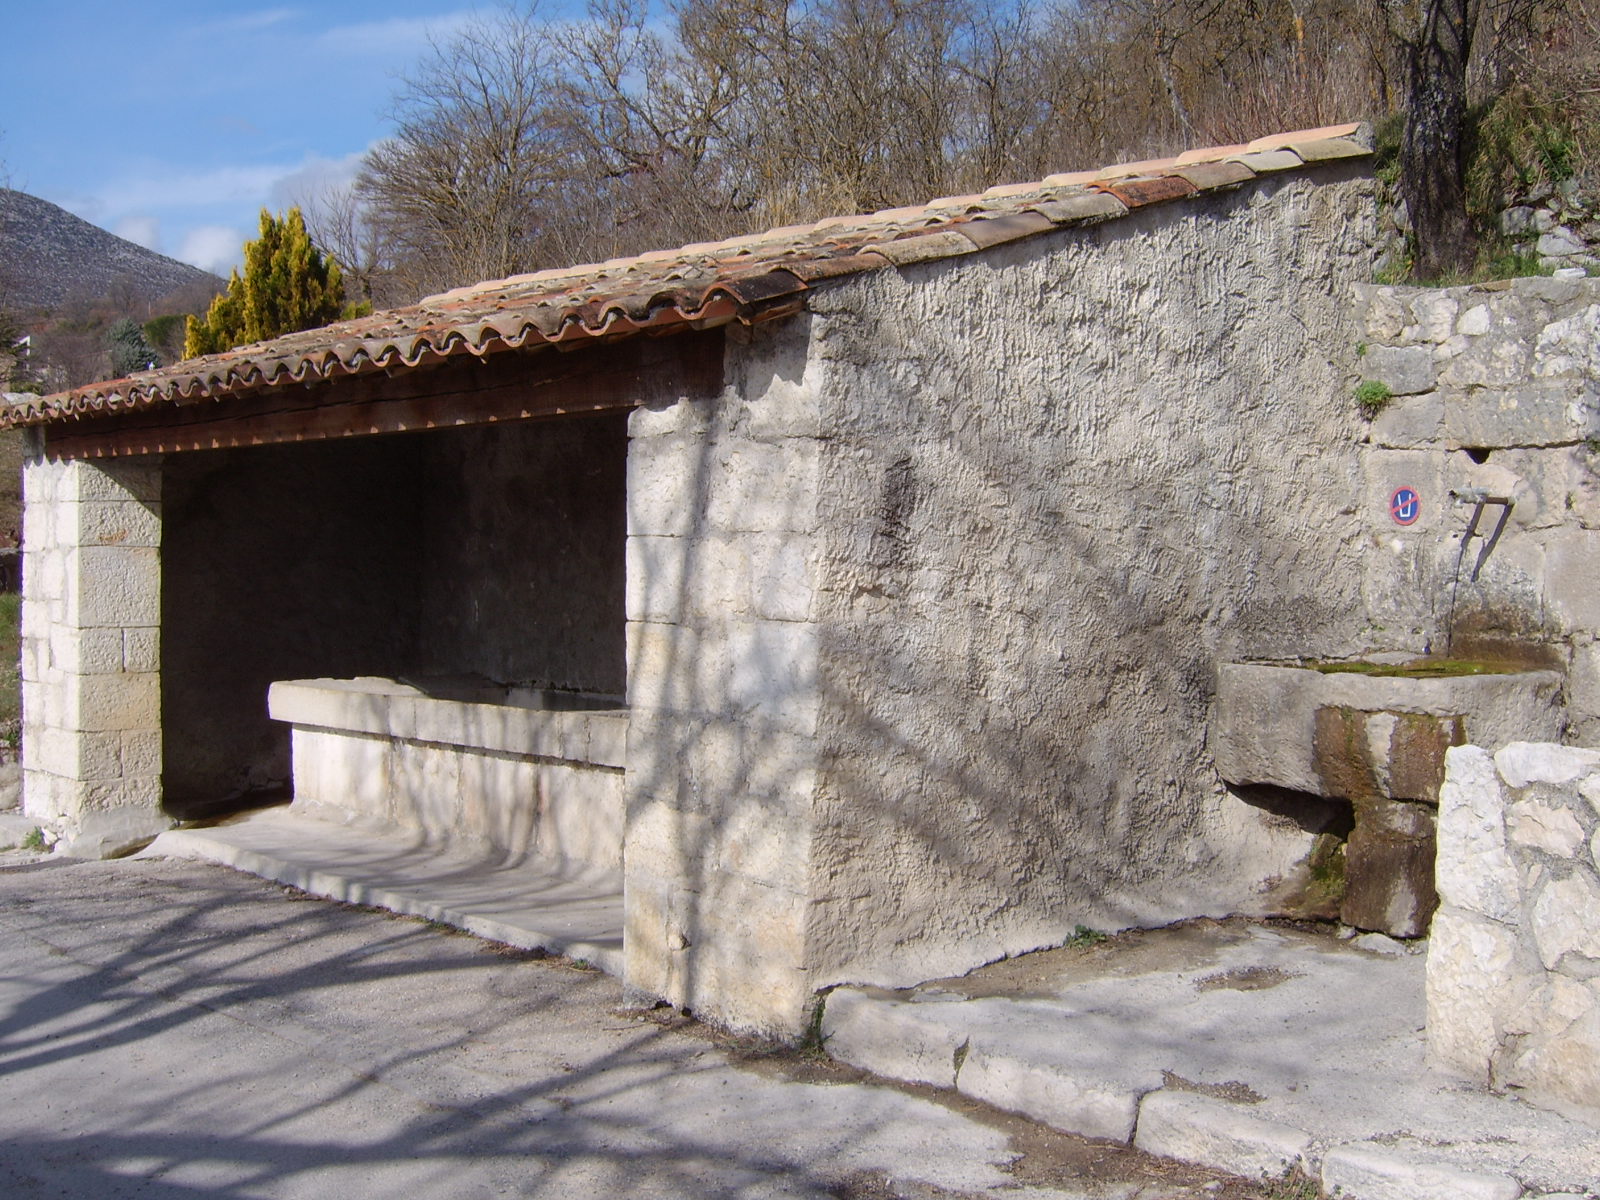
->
xmin=20 ymin=451 xmax=167 ymax=856
xmin=802 ymin=166 xmax=1381 ymax=987
xmin=1356 ymin=276 xmax=1600 ymax=737
xmin=624 ymin=318 xmax=823 ymax=1035
xmin=1429 ymin=743 xmax=1600 ymax=1125
xmin=416 ymin=413 xmax=628 ymax=695
xmin=161 ymin=438 xmax=425 ymax=813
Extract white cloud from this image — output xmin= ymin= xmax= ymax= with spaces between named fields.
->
xmin=310 ymin=10 xmax=478 ymax=56
xmin=99 ymin=163 xmax=292 ymax=217
xmin=269 ymin=151 xmax=366 ymax=212
xmin=178 ymin=225 xmax=246 ymax=275
xmin=113 ymin=215 xmax=160 ymax=250
xmin=189 ymin=7 xmax=301 ymax=37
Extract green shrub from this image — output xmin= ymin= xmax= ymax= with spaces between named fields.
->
xmin=1355 ymin=380 xmax=1393 ymax=419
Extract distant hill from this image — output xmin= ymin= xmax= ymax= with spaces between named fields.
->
xmin=0 ymin=188 xmax=222 ymax=314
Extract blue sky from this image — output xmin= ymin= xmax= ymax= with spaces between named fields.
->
xmin=2 ymin=1 xmax=509 ymax=276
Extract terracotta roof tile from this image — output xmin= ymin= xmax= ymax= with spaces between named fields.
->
xmin=1173 ymin=143 xmax=1251 ymax=166
xmin=1246 ymin=123 xmax=1361 ymax=150
xmin=1027 ymin=192 xmax=1130 ymax=224
xmin=1280 ymin=135 xmax=1371 ymax=163
xmin=1225 ymin=147 xmax=1306 ymax=173
xmin=1174 ymin=160 xmax=1258 ymax=191
xmin=4 ymin=122 xmax=1373 ymax=429
xmin=1092 ymin=156 xmax=1181 ymax=181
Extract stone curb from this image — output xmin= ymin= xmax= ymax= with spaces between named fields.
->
xmin=1133 ymin=1089 xmax=1312 ymax=1182
xmin=1320 ymin=1143 xmax=1524 ymax=1200
xmin=822 ymin=987 xmax=1542 ymax=1200
xmin=148 ymin=824 xmax=627 ymax=976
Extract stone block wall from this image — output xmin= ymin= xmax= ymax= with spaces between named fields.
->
xmin=20 ymin=449 xmax=168 ymax=856
xmin=1428 ymin=743 xmax=1600 ymax=1123
xmin=622 ymin=317 xmax=825 ymax=1034
xmin=1356 ymin=277 xmax=1600 ymax=742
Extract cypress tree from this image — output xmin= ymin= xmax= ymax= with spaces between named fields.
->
xmin=184 ymin=208 xmax=345 ymax=358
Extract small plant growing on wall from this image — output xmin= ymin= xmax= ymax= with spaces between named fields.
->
xmin=1354 ymin=380 xmax=1393 ymax=419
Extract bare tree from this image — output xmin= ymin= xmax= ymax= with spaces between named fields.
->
xmin=356 ymin=4 xmax=572 ymax=300
xmin=297 ymin=178 xmax=396 ymax=308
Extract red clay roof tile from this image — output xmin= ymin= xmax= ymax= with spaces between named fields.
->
xmin=3 ymin=123 xmax=1372 ymax=428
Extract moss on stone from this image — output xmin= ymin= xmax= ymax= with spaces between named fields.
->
xmin=1307 ymin=657 xmax=1512 ymax=679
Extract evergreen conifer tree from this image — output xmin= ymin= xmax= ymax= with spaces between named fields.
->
xmin=106 ymin=317 xmax=160 ymax=377
xmin=184 ymin=208 xmax=345 ymax=358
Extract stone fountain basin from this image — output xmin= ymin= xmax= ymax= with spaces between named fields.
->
xmin=1212 ymin=661 xmax=1565 ymax=801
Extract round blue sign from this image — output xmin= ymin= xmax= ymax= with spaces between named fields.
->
xmin=1389 ymin=486 xmax=1420 ymax=526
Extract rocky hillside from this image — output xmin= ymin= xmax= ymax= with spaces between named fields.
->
xmin=0 ymin=189 xmax=220 ymax=313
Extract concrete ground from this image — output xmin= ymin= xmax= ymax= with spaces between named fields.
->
xmin=0 ymin=851 xmax=1302 ymax=1200
xmin=824 ymin=922 xmax=1600 ymax=1200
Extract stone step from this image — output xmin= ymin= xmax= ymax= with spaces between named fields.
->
xmin=145 ymin=807 xmax=625 ymax=975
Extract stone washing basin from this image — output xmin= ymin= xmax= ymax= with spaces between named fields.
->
xmin=1213 ymin=660 xmax=1564 ymax=803
xmin=1211 ymin=659 xmax=1564 ymax=938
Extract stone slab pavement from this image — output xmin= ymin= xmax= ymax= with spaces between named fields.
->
xmin=822 ymin=921 xmax=1600 ymax=1200
xmin=0 ymin=852 xmax=1297 ymax=1200
xmin=150 ymin=808 xmax=626 ymax=975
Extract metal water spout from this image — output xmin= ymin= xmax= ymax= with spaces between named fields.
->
xmin=1444 ymin=488 xmax=1513 ymax=653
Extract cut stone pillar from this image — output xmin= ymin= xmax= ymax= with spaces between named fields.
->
xmin=20 ymin=446 xmax=168 ymax=857
xmin=622 ymin=321 xmax=824 ymax=1037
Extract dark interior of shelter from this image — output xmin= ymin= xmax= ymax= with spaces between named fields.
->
xmin=159 ymin=411 xmax=628 ymax=818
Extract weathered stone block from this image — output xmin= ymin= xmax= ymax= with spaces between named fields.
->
xmin=121 ymin=627 xmax=159 ymax=673
xmin=70 ymin=460 xmax=162 ymax=505
xmin=1444 ymin=384 xmax=1599 ymax=449
xmin=1369 ymin=394 xmax=1444 ymax=448
xmin=1133 ymin=1090 xmax=1312 ymax=1181
xmin=705 ymin=440 xmax=820 ymax=534
xmin=68 ymin=671 xmax=160 ymax=734
xmin=1508 ymin=798 xmax=1587 ymax=858
xmin=1427 ymin=906 xmax=1519 ymax=1077
xmin=50 ymin=627 xmax=122 ymax=676
xmin=1342 ymin=797 xmax=1437 ymax=937
xmin=1501 ymin=977 xmax=1600 ymax=1121
xmin=1458 ymin=303 xmax=1492 ymax=337
xmin=726 ymin=620 xmax=819 ymax=734
xmin=1544 ymin=531 xmax=1600 ymax=634
xmin=626 ymin=435 xmax=708 ymax=538
xmin=746 ymin=534 xmax=814 ymax=623
xmin=622 ymin=867 xmax=813 ymax=1036
xmin=291 ymin=727 xmax=391 ymax=819
xmin=70 ymin=546 xmax=160 ymax=629
xmin=54 ymin=802 xmax=170 ymax=857
xmin=1496 ymin=742 xmax=1600 ymax=790
xmin=958 ymin=1041 xmax=1143 ymax=1144
xmin=1533 ymin=302 xmax=1600 ymax=379
xmin=626 ymin=396 xmax=719 ymax=440
xmin=626 ymin=534 xmax=690 ymax=623
xmin=1407 ymin=293 xmax=1460 ymax=344
xmin=120 ymin=730 xmax=161 ymax=778
xmin=1364 ymin=346 xmax=1437 ymax=395
xmin=1531 ymin=873 xmax=1600 ymax=972
xmin=1321 ymin=1142 xmax=1522 ymax=1200
xmin=78 ymin=501 xmax=161 ymax=548
xmin=1358 ymin=285 xmax=1409 ymax=341
xmin=1435 ymin=746 xmax=1520 ymax=922
xmin=821 ymin=989 xmax=962 ymax=1089
xmin=533 ymin=762 xmax=625 ymax=872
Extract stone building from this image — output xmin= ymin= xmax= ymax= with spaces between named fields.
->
xmin=8 ymin=121 xmax=1598 ymax=1041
